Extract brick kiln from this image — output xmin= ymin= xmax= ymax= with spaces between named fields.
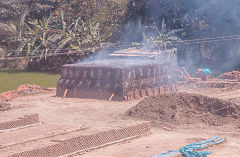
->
xmin=56 ymin=59 xmax=177 ymax=101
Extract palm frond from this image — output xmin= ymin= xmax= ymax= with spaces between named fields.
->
xmin=54 ymin=37 xmax=72 ymax=54
xmin=60 ymin=11 xmax=66 ymax=30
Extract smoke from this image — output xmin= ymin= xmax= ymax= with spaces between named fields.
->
xmin=79 ymin=0 xmax=240 ymax=72
xmin=132 ymin=0 xmax=240 ymax=72
xmin=184 ymin=0 xmax=240 ymax=72
xmin=191 ymin=0 xmax=240 ymax=37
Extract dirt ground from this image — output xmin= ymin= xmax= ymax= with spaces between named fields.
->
xmin=0 ymin=79 xmax=240 ymax=157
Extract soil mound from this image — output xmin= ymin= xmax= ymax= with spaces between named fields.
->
xmin=127 ymin=93 xmax=240 ymax=127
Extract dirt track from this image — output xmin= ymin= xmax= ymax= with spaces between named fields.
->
xmin=0 ymin=79 xmax=240 ymax=157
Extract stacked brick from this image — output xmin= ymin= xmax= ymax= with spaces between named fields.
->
xmin=172 ymin=67 xmax=201 ymax=83
xmin=218 ymin=71 xmax=240 ymax=80
xmin=125 ymin=84 xmax=177 ymax=101
xmin=172 ymin=67 xmax=190 ymax=82
xmin=0 ymin=114 xmax=39 ymax=132
xmin=56 ymin=59 xmax=173 ymax=101
xmin=10 ymin=122 xmax=151 ymax=157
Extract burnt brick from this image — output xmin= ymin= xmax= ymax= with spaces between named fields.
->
xmin=56 ymin=59 xmax=175 ymax=101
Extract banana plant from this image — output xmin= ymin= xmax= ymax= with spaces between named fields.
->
xmin=142 ymin=19 xmax=182 ymax=52
xmin=12 ymin=10 xmax=109 ymax=58
xmin=140 ymin=19 xmax=182 ymax=60
xmin=10 ymin=12 xmax=57 ymax=58
xmin=8 ymin=10 xmax=29 ymax=56
xmin=53 ymin=11 xmax=84 ymax=54
xmin=53 ymin=11 xmax=106 ymax=54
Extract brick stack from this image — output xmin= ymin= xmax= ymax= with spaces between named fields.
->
xmin=56 ymin=59 xmax=174 ymax=101
xmin=125 ymin=84 xmax=177 ymax=101
xmin=218 ymin=71 xmax=240 ymax=80
xmin=10 ymin=122 xmax=151 ymax=157
xmin=0 ymin=114 xmax=39 ymax=132
xmin=172 ymin=67 xmax=201 ymax=83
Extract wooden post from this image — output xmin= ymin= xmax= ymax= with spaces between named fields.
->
xmin=109 ymin=93 xmax=115 ymax=101
xmin=63 ymin=89 xmax=68 ymax=98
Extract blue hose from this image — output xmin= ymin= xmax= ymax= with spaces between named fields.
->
xmin=152 ymin=135 xmax=226 ymax=157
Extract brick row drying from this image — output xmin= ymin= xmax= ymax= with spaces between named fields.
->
xmin=10 ymin=122 xmax=151 ymax=157
xmin=0 ymin=114 xmax=39 ymax=131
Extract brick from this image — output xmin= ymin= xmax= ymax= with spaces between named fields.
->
xmin=159 ymin=86 xmax=164 ymax=94
xmin=140 ymin=89 xmax=147 ymax=97
xmin=56 ymin=60 xmax=176 ymax=101
xmin=146 ymin=88 xmax=153 ymax=96
xmin=9 ymin=123 xmax=151 ymax=157
xmin=0 ymin=114 xmax=39 ymax=132
xmin=153 ymin=87 xmax=159 ymax=96
xmin=134 ymin=89 xmax=141 ymax=99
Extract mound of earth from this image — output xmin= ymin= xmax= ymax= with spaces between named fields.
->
xmin=127 ymin=93 xmax=240 ymax=128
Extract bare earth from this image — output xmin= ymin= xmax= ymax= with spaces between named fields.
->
xmin=0 ymin=79 xmax=240 ymax=157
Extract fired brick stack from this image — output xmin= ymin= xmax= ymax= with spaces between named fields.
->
xmin=56 ymin=59 xmax=177 ymax=101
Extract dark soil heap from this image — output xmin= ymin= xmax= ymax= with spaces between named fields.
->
xmin=127 ymin=93 xmax=240 ymax=127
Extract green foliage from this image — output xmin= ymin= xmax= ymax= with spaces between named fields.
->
xmin=0 ymin=0 xmax=24 ymax=22
xmin=141 ymin=19 xmax=182 ymax=51
xmin=10 ymin=11 xmax=109 ymax=58
xmin=0 ymin=23 xmax=15 ymax=42
xmin=2 ymin=0 xmax=130 ymax=57
xmin=57 ymin=0 xmax=128 ymax=42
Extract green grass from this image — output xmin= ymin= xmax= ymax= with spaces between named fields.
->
xmin=0 ymin=69 xmax=60 ymax=93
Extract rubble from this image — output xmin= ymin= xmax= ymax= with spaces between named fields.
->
xmin=0 ymin=101 xmax=10 ymax=111
xmin=0 ymin=84 xmax=53 ymax=102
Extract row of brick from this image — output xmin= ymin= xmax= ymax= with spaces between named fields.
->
xmin=61 ymin=63 xmax=169 ymax=81
xmin=125 ymin=85 xmax=177 ymax=101
xmin=10 ymin=122 xmax=151 ymax=157
xmin=218 ymin=71 xmax=240 ymax=80
xmin=0 ymin=114 xmax=39 ymax=131
xmin=57 ymin=74 xmax=170 ymax=92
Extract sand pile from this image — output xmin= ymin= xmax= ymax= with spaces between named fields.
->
xmin=127 ymin=93 xmax=240 ymax=127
